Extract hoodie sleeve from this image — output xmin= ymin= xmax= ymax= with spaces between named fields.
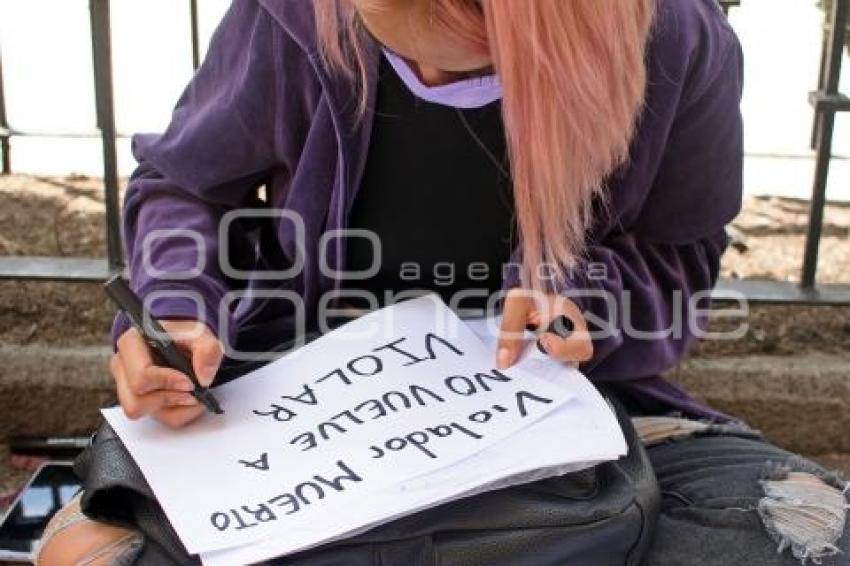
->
xmin=111 ymin=1 xmax=282 ymax=346
xmin=551 ymin=4 xmax=744 ymax=382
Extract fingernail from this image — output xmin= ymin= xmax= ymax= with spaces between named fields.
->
xmin=178 ymin=380 xmax=194 ymax=392
xmin=497 ymin=348 xmax=512 ymax=369
xmin=200 ymin=365 xmax=218 ymax=383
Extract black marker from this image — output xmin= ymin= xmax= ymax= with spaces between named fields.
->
xmin=536 ymin=315 xmax=575 ymax=354
xmin=104 ymin=275 xmax=224 ymax=415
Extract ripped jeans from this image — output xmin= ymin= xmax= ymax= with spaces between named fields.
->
xmin=635 ymin=417 xmax=850 ymax=566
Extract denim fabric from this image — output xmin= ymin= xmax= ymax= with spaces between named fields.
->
xmin=644 ymin=434 xmax=850 ymax=566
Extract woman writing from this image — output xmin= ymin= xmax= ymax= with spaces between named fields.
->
xmin=37 ymin=0 xmax=849 ymax=564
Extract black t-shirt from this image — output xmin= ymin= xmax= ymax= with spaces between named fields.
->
xmin=345 ymin=56 xmax=516 ymax=310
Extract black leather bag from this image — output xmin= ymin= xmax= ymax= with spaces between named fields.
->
xmin=75 ymin=387 xmax=659 ymax=566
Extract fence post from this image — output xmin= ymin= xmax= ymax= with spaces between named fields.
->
xmin=90 ymin=0 xmax=124 ymax=272
xmin=190 ymin=0 xmax=201 ymax=70
xmin=0 ymin=43 xmax=11 ymax=175
xmin=802 ymin=0 xmax=848 ymax=289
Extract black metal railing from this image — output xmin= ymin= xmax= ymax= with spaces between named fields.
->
xmin=0 ymin=0 xmax=848 ymax=305
xmin=90 ymin=0 xmax=122 ymax=274
xmin=720 ymin=0 xmax=741 ymax=16
xmin=805 ymin=0 xmax=850 ymax=288
xmin=0 ymin=42 xmax=10 ymax=176
xmin=0 ymin=0 xmax=203 ymax=281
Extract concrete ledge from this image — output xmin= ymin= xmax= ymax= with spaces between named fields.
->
xmin=667 ymin=354 xmax=850 ymax=454
xmin=0 ymin=344 xmax=113 ymax=440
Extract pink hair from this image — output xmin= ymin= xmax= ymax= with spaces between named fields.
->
xmin=315 ymin=0 xmax=656 ymax=291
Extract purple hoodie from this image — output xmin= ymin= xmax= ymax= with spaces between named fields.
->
xmin=116 ymin=0 xmax=744 ymax=420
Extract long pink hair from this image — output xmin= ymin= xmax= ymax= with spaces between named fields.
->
xmin=315 ymin=0 xmax=656 ymax=291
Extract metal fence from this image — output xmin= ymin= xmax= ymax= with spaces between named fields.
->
xmin=0 ymin=0 xmax=201 ymax=282
xmin=0 ymin=0 xmax=848 ymax=306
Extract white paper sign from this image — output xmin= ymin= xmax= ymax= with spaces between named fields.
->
xmin=200 ymin=317 xmax=627 ymax=566
xmin=103 ymin=296 xmax=575 ymax=555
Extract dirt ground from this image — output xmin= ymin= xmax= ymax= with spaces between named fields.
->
xmin=1 ymin=174 xmax=848 ymax=353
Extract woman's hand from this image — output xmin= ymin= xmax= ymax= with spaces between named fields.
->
xmin=110 ymin=320 xmax=223 ymax=428
xmin=497 ymin=289 xmax=593 ymax=369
